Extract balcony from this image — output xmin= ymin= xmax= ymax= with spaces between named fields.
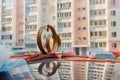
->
xmin=2 ymin=12 xmax=12 ymax=16
xmin=90 ymin=4 xmax=106 ymax=10
xmin=25 ymin=21 xmax=37 ymax=25
xmin=60 ymin=37 xmax=71 ymax=40
xmin=1 ymin=21 xmax=12 ymax=24
xmin=57 ymin=27 xmax=72 ymax=32
xmin=90 ymin=36 xmax=107 ymax=42
xmin=90 ymin=25 xmax=107 ymax=31
xmin=1 ymin=31 xmax=13 ymax=35
xmin=90 ymin=15 xmax=106 ymax=20
xmin=26 ymin=0 xmax=37 ymax=5
xmin=24 ymin=37 xmax=36 ymax=42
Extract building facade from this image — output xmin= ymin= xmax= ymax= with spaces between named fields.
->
xmin=24 ymin=0 xmax=41 ymax=51
xmin=74 ymin=0 xmax=120 ymax=55
xmin=73 ymin=0 xmax=89 ymax=55
xmin=74 ymin=61 xmax=88 ymax=80
xmin=89 ymin=0 xmax=120 ymax=54
xmin=88 ymin=62 xmax=120 ymax=80
xmin=0 ymin=0 xmax=24 ymax=50
xmin=57 ymin=0 xmax=74 ymax=52
xmin=108 ymin=0 xmax=120 ymax=52
xmin=25 ymin=0 xmax=57 ymax=51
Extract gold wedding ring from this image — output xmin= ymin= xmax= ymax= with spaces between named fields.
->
xmin=38 ymin=61 xmax=61 ymax=76
xmin=37 ymin=25 xmax=61 ymax=54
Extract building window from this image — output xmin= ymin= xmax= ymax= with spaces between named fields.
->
xmin=61 ymin=33 xmax=71 ymax=37
xmin=26 ymin=25 xmax=37 ymax=30
xmin=83 ymin=37 xmax=86 ymax=40
xmin=95 ymin=32 xmax=97 ymax=36
xmin=99 ymin=42 xmax=103 ymax=47
xmin=25 ymin=44 xmax=37 ymax=49
xmin=91 ymin=31 xmax=106 ymax=37
xmin=112 ymin=43 xmax=117 ymax=48
xmin=62 ymin=43 xmax=71 ymax=47
xmin=77 ymin=17 xmax=86 ymax=20
xmin=111 ymin=0 xmax=116 ymax=5
xmin=26 ymin=6 xmax=37 ymax=13
xmin=90 ymin=0 xmax=105 ymax=5
xmin=57 ymin=2 xmax=71 ymax=10
xmin=42 ymin=7 xmax=47 ymax=13
xmin=2 ymin=27 xmax=12 ymax=32
xmin=83 ymin=27 xmax=86 ymax=30
xmin=111 ymin=21 xmax=116 ymax=26
xmin=90 ymin=9 xmax=106 ymax=16
xmin=57 ymin=12 xmax=71 ymax=19
xmin=111 ymin=32 xmax=117 ymax=37
xmin=90 ymin=32 xmax=93 ymax=36
xmin=58 ymin=22 xmax=71 ymax=29
xmin=106 ymin=78 xmax=111 ymax=80
xmin=91 ymin=42 xmax=106 ymax=48
xmin=18 ymin=39 xmax=23 ymax=42
xmin=26 ymin=15 xmax=37 ymax=22
xmin=42 ymin=0 xmax=47 ymax=3
xmin=2 ymin=18 xmax=12 ymax=23
xmin=78 ymin=37 xmax=81 ymax=40
xmin=99 ymin=32 xmax=102 ymax=36
xmin=77 ymin=7 xmax=86 ymax=11
xmin=77 ymin=27 xmax=80 ymax=30
xmin=95 ymin=43 xmax=98 ymax=48
xmin=111 ymin=10 xmax=116 ymax=16
xmin=1 ymin=35 xmax=12 ymax=40
xmin=90 ymin=20 xmax=106 ymax=26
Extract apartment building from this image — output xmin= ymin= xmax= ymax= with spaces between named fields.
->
xmin=58 ymin=61 xmax=74 ymax=80
xmin=57 ymin=0 xmax=109 ymax=55
xmin=24 ymin=0 xmax=41 ymax=51
xmin=74 ymin=61 xmax=88 ymax=80
xmin=88 ymin=62 xmax=120 ymax=80
xmin=41 ymin=0 xmax=57 ymax=26
xmin=89 ymin=0 xmax=120 ymax=54
xmin=28 ymin=61 xmax=74 ymax=80
xmin=108 ymin=0 xmax=120 ymax=52
xmin=57 ymin=0 xmax=74 ymax=52
xmin=24 ymin=0 xmax=57 ymax=52
xmin=73 ymin=0 xmax=89 ymax=55
xmin=0 ymin=0 xmax=24 ymax=50
xmin=89 ymin=0 xmax=108 ymax=54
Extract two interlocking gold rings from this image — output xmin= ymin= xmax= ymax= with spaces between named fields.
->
xmin=38 ymin=61 xmax=61 ymax=76
xmin=37 ymin=25 xmax=61 ymax=54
